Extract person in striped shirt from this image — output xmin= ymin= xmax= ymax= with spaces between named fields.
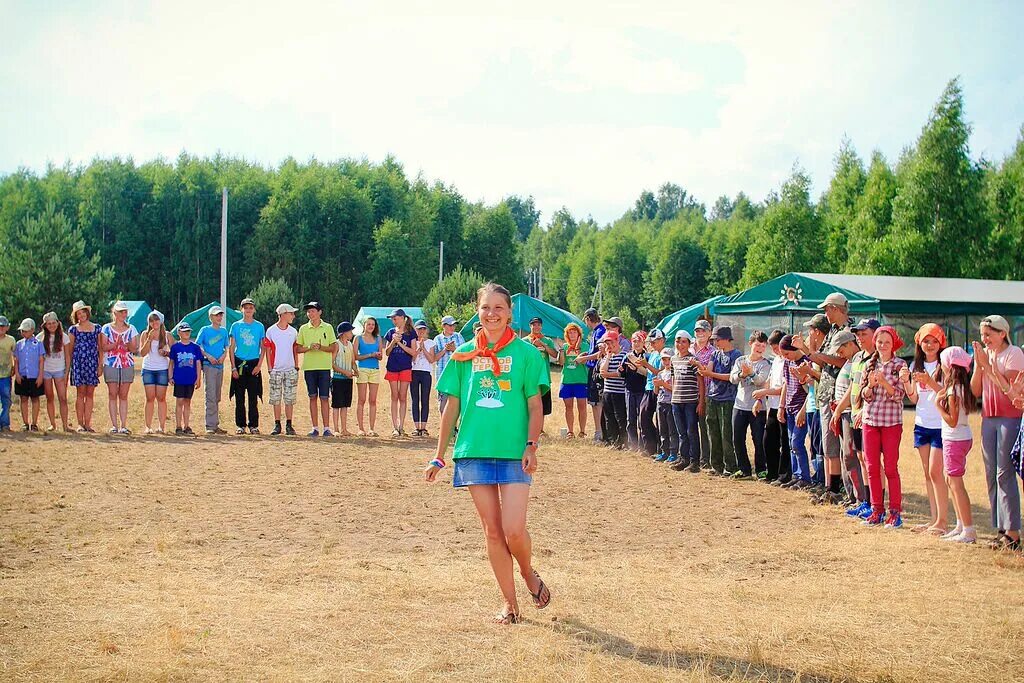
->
xmin=432 ymin=316 xmax=465 ymax=419
xmin=670 ymin=330 xmax=704 ymax=472
xmin=599 ymin=331 xmax=629 ymax=450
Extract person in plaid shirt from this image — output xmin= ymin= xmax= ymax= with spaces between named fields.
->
xmin=692 ymin=319 xmax=715 ymax=468
xmin=432 ymin=316 xmax=465 ymax=417
xmin=860 ymin=326 xmax=908 ymax=528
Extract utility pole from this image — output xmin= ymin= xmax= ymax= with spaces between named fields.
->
xmin=220 ymin=187 xmax=228 ymax=308
xmin=538 ymin=261 xmax=544 ymax=301
xmin=438 ymin=241 xmax=444 ymax=282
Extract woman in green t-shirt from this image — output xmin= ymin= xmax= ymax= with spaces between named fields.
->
xmin=557 ymin=322 xmax=590 ymax=438
xmin=425 ymin=283 xmax=552 ymax=625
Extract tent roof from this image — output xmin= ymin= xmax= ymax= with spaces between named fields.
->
xmin=459 ymin=294 xmax=585 ymax=339
xmin=654 ymin=296 xmax=725 ymax=338
xmin=795 ymin=273 xmax=1024 ymax=314
xmin=714 ymin=273 xmax=881 ymax=314
xmin=353 ymin=306 xmax=425 ymax=336
xmin=171 ymin=301 xmax=243 ymax=338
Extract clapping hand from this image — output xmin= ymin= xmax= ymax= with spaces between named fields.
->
xmin=972 ymin=341 xmax=990 ymax=371
xmin=898 ymin=366 xmax=910 ymax=384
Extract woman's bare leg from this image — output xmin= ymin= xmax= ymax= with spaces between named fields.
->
xmin=468 ymin=485 xmax=518 ymax=614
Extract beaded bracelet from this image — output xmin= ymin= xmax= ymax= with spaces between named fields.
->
xmin=429 ymin=458 xmax=446 ymax=469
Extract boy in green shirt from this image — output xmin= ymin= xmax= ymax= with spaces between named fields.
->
xmin=296 ymin=301 xmax=337 ymax=436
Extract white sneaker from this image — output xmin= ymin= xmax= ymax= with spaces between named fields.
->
xmin=950 ymin=531 xmax=976 ymax=544
xmin=940 ymin=526 xmax=964 ymax=540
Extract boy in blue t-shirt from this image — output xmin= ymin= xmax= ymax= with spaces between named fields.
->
xmin=195 ymin=306 xmax=229 ymax=434
xmin=169 ymin=323 xmax=203 ymax=435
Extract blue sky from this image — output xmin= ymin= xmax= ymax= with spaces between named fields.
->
xmin=1 ymin=1 xmax=1022 ymax=224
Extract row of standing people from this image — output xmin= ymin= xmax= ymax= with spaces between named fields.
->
xmin=553 ymin=299 xmax=1024 ymax=545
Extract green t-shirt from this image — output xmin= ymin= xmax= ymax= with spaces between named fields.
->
xmin=436 ymin=336 xmax=549 ymax=460
xmin=296 ymin=322 xmax=337 ymax=371
xmin=528 ymin=336 xmax=556 ymax=392
xmin=560 ymin=341 xmax=591 ymax=385
xmin=850 ymin=351 xmax=867 ymax=417
xmin=0 ymin=335 xmax=14 ymax=378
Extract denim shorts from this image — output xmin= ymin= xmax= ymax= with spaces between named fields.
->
xmin=142 ymin=369 xmax=169 ymax=386
xmin=43 ymin=369 xmax=65 ymax=380
xmin=558 ymin=383 xmax=588 ymax=400
xmin=913 ymin=424 xmax=943 ymax=450
xmin=452 ymin=458 xmax=532 ymax=488
xmin=304 ymin=369 xmax=331 ymax=399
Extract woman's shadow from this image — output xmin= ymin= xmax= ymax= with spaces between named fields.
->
xmin=542 ymin=616 xmax=848 ymax=682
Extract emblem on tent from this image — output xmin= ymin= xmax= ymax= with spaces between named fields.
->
xmin=780 ymin=283 xmax=804 ymax=306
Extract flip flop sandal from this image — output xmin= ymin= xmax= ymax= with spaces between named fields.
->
xmin=529 ymin=570 xmax=551 ymax=610
xmin=493 ymin=609 xmax=521 ymax=625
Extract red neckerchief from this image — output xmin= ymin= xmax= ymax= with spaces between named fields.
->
xmin=528 ymin=332 xmax=544 ymax=343
xmin=565 ymin=335 xmax=581 ymax=355
xmin=452 ymin=327 xmax=516 ymax=376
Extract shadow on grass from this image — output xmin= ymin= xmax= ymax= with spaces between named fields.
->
xmin=900 ymin=491 xmax=994 ymax=533
xmin=544 ymin=616 xmax=850 ymax=682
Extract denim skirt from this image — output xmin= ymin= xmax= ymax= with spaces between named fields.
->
xmin=452 ymin=458 xmax=532 ymax=488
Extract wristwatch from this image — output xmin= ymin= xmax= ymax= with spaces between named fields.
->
xmin=526 ymin=440 xmax=539 ymax=448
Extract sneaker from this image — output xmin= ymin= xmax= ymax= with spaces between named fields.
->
xmin=175 ymin=428 xmax=184 ymax=435
xmin=249 ymin=428 xmax=260 ymax=435
xmin=323 ymin=429 xmax=334 ymax=437
xmin=770 ymin=477 xmax=791 ymax=487
xmin=236 ymin=427 xmax=246 ymax=435
xmin=206 ymin=428 xmax=217 ymax=435
xmin=271 ymin=423 xmax=282 ymax=436
xmin=286 ymin=424 xmax=296 ymax=436
xmin=884 ymin=511 xmax=903 ymax=529
xmin=820 ymin=491 xmax=844 ymax=506
xmin=666 ymin=455 xmax=679 ymax=464
xmin=861 ymin=510 xmax=884 ymax=526
xmin=183 ymin=427 xmax=195 ymax=436
xmin=941 ymin=526 xmax=965 ymax=540
xmin=846 ymin=502 xmax=871 ymax=518
xmin=687 ymin=461 xmax=700 ymax=473
xmin=731 ymin=471 xmax=752 ymax=480
xmin=756 ymin=471 xmax=768 ymax=480
xmin=392 ymin=429 xmax=401 ymax=437
xmin=792 ymin=480 xmax=813 ymax=490
xmin=671 ymin=458 xmax=689 ymax=471
xmin=951 ymin=531 xmax=977 ymax=544
xmin=214 ymin=427 xmax=227 ymax=435
xmin=653 ymin=453 xmax=667 ymax=462
xmin=858 ymin=504 xmax=875 ymax=520
xmin=309 ymin=429 xmax=320 ymax=437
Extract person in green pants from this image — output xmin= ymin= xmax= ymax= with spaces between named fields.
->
xmin=698 ymin=326 xmax=743 ymax=476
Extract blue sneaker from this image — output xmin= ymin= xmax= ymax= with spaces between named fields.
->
xmin=666 ymin=455 xmax=679 ymax=463
xmin=323 ymin=429 xmax=334 ymax=437
xmin=884 ymin=511 xmax=903 ymax=529
xmin=846 ymin=501 xmax=871 ymax=518
xmin=308 ymin=429 xmax=319 ymax=437
xmin=858 ymin=503 xmax=875 ymax=520
xmin=654 ymin=453 xmax=668 ymax=462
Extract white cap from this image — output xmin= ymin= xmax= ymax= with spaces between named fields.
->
xmin=209 ymin=306 xmax=225 ymax=317
xmin=19 ymin=318 xmax=36 ymax=332
xmin=276 ymin=303 xmax=298 ymax=315
xmin=112 ymin=301 xmax=129 ymax=312
xmin=675 ymin=330 xmax=692 ymax=341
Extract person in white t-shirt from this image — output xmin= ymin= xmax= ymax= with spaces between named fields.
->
xmin=752 ymin=329 xmax=791 ymax=484
xmin=900 ymin=323 xmax=949 ymax=535
xmin=410 ymin=320 xmax=437 ymax=436
xmin=265 ymin=303 xmax=299 ymax=436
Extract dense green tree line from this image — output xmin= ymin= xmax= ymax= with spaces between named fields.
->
xmin=1 ymin=78 xmax=1022 ymax=329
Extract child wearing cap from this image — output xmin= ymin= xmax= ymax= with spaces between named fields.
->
xmin=169 ymin=324 xmax=202 ymax=435
xmin=265 ymin=304 xmax=299 ymax=436
xmin=331 ymin=322 xmax=358 ymax=436
xmin=297 ymin=302 xmax=337 ymax=437
xmin=67 ymin=301 xmax=101 ymax=432
xmin=36 ymin=312 xmax=72 ymax=432
xmin=0 ymin=316 xmax=13 ymax=432
xmin=101 ymin=302 xmax=139 ymax=435
xmin=936 ymin=346 xmax=977 ymax=543
xmin=196 ymin=306 xmax=229 ymax=434
xmin=13 ymin=319 xmax=44 ymax=431
xmin=776 ymin=335 xmax=813 ymax=488
xmin=383 ymin=309 xmax=416 ymax=437
xmin=730 ymin=331 xmax=771 ymax=479
xmin=698 ymin=326 xmax=742 ymax=477
xmin=653 ymin=349 xmax=678 ymax=461
xmin=827 ymin=332 xmax=869 ymax=515
xmin=140 ymin=311 xmax=173 ymax=434
xmin=753 ymin=330 xmax=791 ymax=484
xmin=354 ymin=317 xmax=384 ymax=437
xmin=527 ymin=317 xmax=557 ymax=421
xmin=433 ymin=316 xmax=465 ymax=418
xmin=228 ymin=298 xmax=266 ymax=435
xmin=409 ymin=320 xmax=436 ymax=437
xmin=598 ymin=331 xmax=629 ymax=449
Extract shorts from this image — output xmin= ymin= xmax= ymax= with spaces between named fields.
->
xmin=304 ymin=369 xmax=331 ymax=399
xmin=541 ymin=390 xmax=552 ymax=416
xmin=559 ymin=383 xmax=588 ymax=400
xmin=385 ymin=369 xmax=413 ymax=383
xmin=587 ymin=366 xmax=602 ymax=405
xmin=103 ymin=366 xmax=135 ymax=384
xmin=173 ymin=384 xmax=195 ymax=400
xmin=142 ymin=369 xmax=169 ymax=386
xmin=15 ymin=378 xmax=44 ymax=398
xmin=43 ymin=369 xmax=65 ymax=380
xmin=355 ymin=367 xmax=381 ymax=384
xmin=851 ymin=424 xmax=863 ymax=451
xmin=268 ymin=368 xmax=298 ymax=405
xmin=913 ymin=424 xmax=943 ymax=450
xmin=452 ymin=458 xmax=533 ymax=488
xmin=943 ymin=438 xmax=972 ymax=477
xmin=331 ymin=377 xmax=353 ymax=409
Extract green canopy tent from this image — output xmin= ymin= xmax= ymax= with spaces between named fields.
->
xmin=353 ymin=307 xmax=425 ymax=337
xmin=171 ymin=302 xmax=243 ymax=340
xmin=654 ymin=295 xmax=726 ymax=339
xmin=121 ymin=300 xmax=153 ymax=334
xmin=459 ymin=294 xmax=585 ymax=341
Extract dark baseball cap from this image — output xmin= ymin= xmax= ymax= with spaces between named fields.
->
xmin=389 ymin=308 xmax=406 ymax=318
xmin=529 ymin=316 xmax=543 ymax=325
xmin=336 ymin=321 xmax=354 ymax=334
xmin=851 ymin=318 xmax=881 ymax=332
xmin=304 ymin=301 xmax=323 ymax=311
xmin=711 ymin=325 xmax=733 ymax=341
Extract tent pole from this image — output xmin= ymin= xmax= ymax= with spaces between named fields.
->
xmin=220 ymin=187 xmax=228 ymax=308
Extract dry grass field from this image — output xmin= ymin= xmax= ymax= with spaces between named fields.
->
xmin=2 ymin=370 xmax=1023 ymax=682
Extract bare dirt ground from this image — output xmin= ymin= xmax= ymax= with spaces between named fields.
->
xmin=1 ymin=372 xmax=1022 ymax=681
